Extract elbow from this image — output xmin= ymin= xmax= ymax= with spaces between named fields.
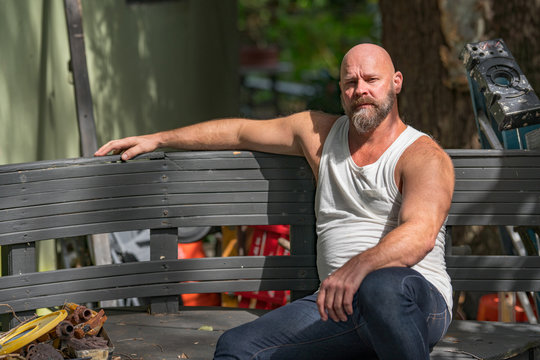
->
xmin=412 ymin=225 xmax=438 ymax=263
xmin=422 ymin=235 xmax=437 ymax=256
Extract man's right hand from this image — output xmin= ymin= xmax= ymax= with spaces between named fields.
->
xmin=94 ymin=134 xmax=161 ymax=160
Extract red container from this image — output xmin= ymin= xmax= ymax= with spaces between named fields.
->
xmin=237 ymin=225 xmax=291 ymax=309
xmin=178 ymin=241 xmax=221 ymax=306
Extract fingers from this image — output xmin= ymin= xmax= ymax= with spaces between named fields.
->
xmin=120 ymin=144 xmax=145 ymax=161
xmin=316 ymin=278 xmax=354 ymax=322
xmin=94 ymin=139 xmax=132 ymax=158
xmin=332 ymin=291 xmax=348 ymax=322
xmin=316 ymin=288 xmax=328 ymax=321
xmin=94 ymin=137 xmax=152 ymax=160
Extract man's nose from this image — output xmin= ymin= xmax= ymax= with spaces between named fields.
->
xmin=353 ymin=80 xmax=368 ymax=96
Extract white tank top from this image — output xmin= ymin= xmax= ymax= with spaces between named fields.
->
xmin=315 ymin=115 xmax=452 ymax=311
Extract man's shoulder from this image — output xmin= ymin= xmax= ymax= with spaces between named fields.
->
xmin=297 ymin=110 xmax=341 ymax=128
xmin=399 ymin=134 xmax=453 ymax=173
xmin=291 ymin=111 xmax=341 ymax=141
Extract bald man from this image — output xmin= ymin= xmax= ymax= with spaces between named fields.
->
xmin=95 ymin=44 xmax=454 ymax=359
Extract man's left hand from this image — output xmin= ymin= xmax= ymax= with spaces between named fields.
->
xmin=316 ymin=256 xmax=366 ymax=322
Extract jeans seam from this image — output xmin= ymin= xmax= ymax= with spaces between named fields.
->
xmin=427 ymin=310 xmax=447 ymax=320
xmin=248 ymin=325 xmax=363 ymax=360
xmin=400 ymin=273 xmax=450 ymax=346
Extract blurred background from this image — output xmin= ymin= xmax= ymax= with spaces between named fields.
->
xmin=2 ymin=0 xmax=539 ymax=166
xmin=1 ymin=0 xmax=539 ymax=318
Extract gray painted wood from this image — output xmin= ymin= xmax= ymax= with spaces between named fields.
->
xmin=150 ymin=228 xmax=181 ymax=313
xmin=289 ymin=224 xmax=317 ymax=300
xmin=64 ymin=0 xmax=98 ymax=157
xmin=0 ymin=148 xmax=539 ymax=353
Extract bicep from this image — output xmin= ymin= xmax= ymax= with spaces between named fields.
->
xmin=238 ymin=111 xmax=338 ymax=159
xmin=398 ymin=145 xmax=454 ymax=239
xmin=237 ymin=112 xmax=309 ymax=156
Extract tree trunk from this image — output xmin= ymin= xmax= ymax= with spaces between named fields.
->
xmin=487 ymin=0 xmax=540 ymax=91
xmin=378 ymin=0 xmax=540 ymax=149
xmin=378 ymin=0 xmax=478 ymax=149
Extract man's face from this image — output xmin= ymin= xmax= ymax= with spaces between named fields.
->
xmin=339 ymin=46 xmax=401 ymax=133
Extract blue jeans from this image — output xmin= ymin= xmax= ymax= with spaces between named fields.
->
xmin=214 ymin=267 xmax=451 ymax=360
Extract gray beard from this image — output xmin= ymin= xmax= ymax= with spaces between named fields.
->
xmin=344 ymin=91 xmax=395 ymax=133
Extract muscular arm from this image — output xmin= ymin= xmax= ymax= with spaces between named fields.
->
xmin=316 ymin=138 xmax=454 ymax=322
xmin=95 ymin=111 xmax=336 ymax=162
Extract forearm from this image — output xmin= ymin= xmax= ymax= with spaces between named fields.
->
xmin=155 ymin=118 xmax=247 ymax=151
xmin=95 ymin=117 xmax=259 ymax=160
xmin=352 ymin=220 xmax=436 ymax=275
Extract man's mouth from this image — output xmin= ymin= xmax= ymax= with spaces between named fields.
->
xmin=354 ymin=103 xmax=373 ymax=111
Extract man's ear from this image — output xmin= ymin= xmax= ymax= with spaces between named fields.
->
xmin=393 ymin=71 xmax=403 ymax=94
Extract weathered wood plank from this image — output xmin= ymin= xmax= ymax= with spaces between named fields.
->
xmin=446 ymin=214 xmax=540 ymax=226
xmin=0 ymin=256 xmax=317 ymax=288
xmin=0 ymin=267 xmax=318 ymax=301
xmin=449 ymin=202 xmax=540 ymax=214
xmin=1 ymin=279 xmax=320 ymax=314
xmin=0 ymin=214 xmax=314 ymax=245
xmin=0 ymin=203 xmax=313 ymax=233
xmin=0 ymin=178 xmax=314 ymax=197
xmin=451 ymin=191 xmax=540 ymax=203
xmin=0 ymin=192 xmax=314 ymax=216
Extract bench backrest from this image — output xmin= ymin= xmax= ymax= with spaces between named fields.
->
xmin=0 ymin=149 xmax=539 ymax=315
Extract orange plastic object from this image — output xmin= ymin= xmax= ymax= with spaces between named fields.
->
xmin=178 ymin=241 xmax=220 ymax=306
xmin=477 ymin=293 xmax=533 ymax=322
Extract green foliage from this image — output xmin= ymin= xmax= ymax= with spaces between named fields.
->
xmin=238 ymin=0 xmax=381 ymax=79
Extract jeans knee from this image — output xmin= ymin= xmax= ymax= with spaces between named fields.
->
xmin=357 ymin=267 xmax=421 ymax=314
xmin=359 ymin=268 xmax=401 ymax=297
xmin=215 ymin=327 xmax=242 ymax=359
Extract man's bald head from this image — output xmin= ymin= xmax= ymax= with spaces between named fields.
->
xmin=340 ymin=43 xmax=396 ymax=80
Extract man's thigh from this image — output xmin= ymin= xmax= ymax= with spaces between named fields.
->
xmin=214 ymin=293 xmax=376 ymax=360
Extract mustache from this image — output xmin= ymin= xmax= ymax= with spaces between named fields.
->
xmin=351 ymin=97 xmax=377 ymax=107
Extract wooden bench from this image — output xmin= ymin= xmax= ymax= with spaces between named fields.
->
xmin=1 ymin=149 xmax=540 ymax=359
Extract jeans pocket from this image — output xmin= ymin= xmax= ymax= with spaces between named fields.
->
xmin=427 ymin=308 xmax=450 ymax=346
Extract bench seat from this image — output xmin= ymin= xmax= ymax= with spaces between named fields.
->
xmin=101 ymin=307 xmax=540 ymax=360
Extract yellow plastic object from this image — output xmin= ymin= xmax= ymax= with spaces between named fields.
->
xmin=0 ymin=310 xmax=67 ymax=354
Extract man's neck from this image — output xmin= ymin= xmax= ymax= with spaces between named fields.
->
xmin=348 ymin=113 xmax=407 ymax=167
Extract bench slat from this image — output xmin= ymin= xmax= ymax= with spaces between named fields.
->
xmin=449 ymin=202 xmax=540 ymax=214
xmin=1 ymin=279 xmax=321 ymax=314
xmin=1 ymin=191 xmax=314 ymax=213
xmin=0 ymin=214 xmax=314 ymax=245
xmin=450 ymin=280 xmax=540 ymax=292
xmin=446 ymin=214 xmax=540 ymax=225
xmin=454 ymin=180 xmax=539 ymax=191
xmin=446 ymin=255 xmax=540 ymax=267
xmin=0 ymin=256 xmax=317 ymax=288
xmin=0 ymin=267 xmax=319 ymax=300
xmin=451 ymin=191 xmax=540 ymax=203
xmin=0 ymin=203 xmax=313 ymax=233
xmin=1 ymin=194 xmax=314 ymax=220
xmin=455 ymin=168 xmax=540 ymax=179
xmin=0 ymin=177 xmax=314 ymax=197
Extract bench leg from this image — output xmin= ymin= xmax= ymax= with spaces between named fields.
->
xmin=289 ymin=225 xmax=318 ymax=301
xmin=150 ymin=228 xmax=180 ymax=314
xmin=1 ymin=243 xmax=36 ymax=330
